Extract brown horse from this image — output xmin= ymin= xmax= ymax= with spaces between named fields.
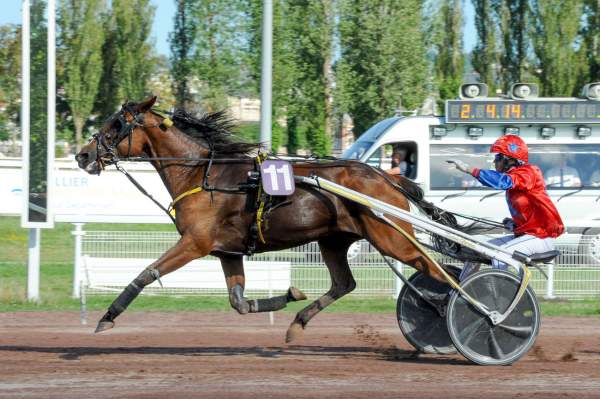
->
xmin=76 ymin=97 xmax=463 ymax=342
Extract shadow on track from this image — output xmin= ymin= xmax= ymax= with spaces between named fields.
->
xmin=0 ymin=345 xmax=470 ymax=365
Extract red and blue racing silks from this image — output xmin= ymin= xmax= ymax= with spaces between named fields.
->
xmin=471 ymin=164 xmax=564 ymax=238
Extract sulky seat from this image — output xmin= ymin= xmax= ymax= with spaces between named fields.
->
xmin=512 ymin=250 xmax=561 ymax=265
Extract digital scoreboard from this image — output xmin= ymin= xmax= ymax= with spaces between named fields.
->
xmin=446 ymin=99 xmax=600 ymax=124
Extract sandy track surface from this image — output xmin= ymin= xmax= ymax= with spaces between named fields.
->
xmin=1 ymin=312 xmax=599 ymax=398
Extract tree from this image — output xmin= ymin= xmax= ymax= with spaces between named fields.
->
xmin=0 ymin=24 xmax=21 ymax=144
xmin=471 ymin=0 xmax=499 ymax=91
xmin=432 ymin=0 xmax=464 ymax=108
xmin=336 ymin=0 xmax=428 ymax=137
xmin=192 ymin=0 xmax=249 ymax=112
xmin=169 ymin=0 xmax=197 ymax=109
xmin=281 ymin=0 xmax=335 ymax=156
xmin=489 ymin=0 xmax=530 ymax=91
xmin=243 ymin=0 xmax=335 ymax=155
xmin=530 ymin=0 xmax=586 ymax=96
xmin=582 ymin=0 xmax=600 ymax=82
xmin=58 ymin=0 xmax=106 ymax=151
xmin=147 ymin=55 xmax=177 ymax=110
xmin=96 ymin=0 xmax=157 ymax=118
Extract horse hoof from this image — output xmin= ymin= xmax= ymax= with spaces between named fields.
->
xmin=288 ymin=287 xmax=307 ymax=302
xmin=95 ymin=320 xmax=115 ymax=333
xmin=235 ymin=301 xmax=250 ymax=315
xmin=285 ymin=322 xmax=304 ymax=343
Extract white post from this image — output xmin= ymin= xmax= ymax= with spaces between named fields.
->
xmin=21 ymin=0 xmax=30 ymax=226
xmin=545 ymin=262 xmax=556 ymax=300
xmin=23 ymin=0 xmax=37 ymax=302
xmin=268 ymin=264 xmax=274 ymax=325
xmin=72 ymin=223 xmax=85 ymax=298
xmin=394 ymin=260 xmax=404 ymax=298
xmin=27 ymin=228 xmax=40 ymax=301
xmin=259 ymin=0 xmax=273 ymax=151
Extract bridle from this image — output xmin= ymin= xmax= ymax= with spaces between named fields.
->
xmin=92 ymin=103 xmax=147 ymax=169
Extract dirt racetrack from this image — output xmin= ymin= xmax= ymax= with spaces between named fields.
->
xmin=0 ymin=311 xmax=599 ymax=399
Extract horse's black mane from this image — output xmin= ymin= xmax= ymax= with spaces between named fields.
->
xmin=168 ymin=108 xmax=260 ymax=158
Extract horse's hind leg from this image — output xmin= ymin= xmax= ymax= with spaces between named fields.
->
xmin=219 ymin=255 xmax=307 ymax=315
xmin=286 ymin=236 xmax=356 ymax=343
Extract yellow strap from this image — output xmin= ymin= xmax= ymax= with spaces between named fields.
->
xmin=168 ymin=186 xmax=203 ymax=218
xmin=254 ymin=152 xmax=268 ymax=244
xmin=151 ymin=108 xmax=174 ymax=128
xmin=256 ymin=151 xmax=267 ymax=164
xmin=256 ymin=201 xmax=266 ymax=244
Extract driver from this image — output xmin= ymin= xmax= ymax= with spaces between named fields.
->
xmin=448 ymin=134 xmax=564 ymax=280
xmin=385 ymin=149 xmax=408 ymax=176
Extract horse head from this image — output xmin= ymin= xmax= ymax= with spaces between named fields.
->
xmin=76 ymin=96 xmax=158 ymax=174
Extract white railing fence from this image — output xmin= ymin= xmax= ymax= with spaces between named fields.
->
xmin=75 ymin=229 xmax=600 ymax=300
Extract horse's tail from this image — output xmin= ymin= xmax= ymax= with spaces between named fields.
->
xmin=375 ymin=169 xmax=491 ymax=263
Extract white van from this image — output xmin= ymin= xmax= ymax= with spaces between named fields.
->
xmin=341 ymin=89 xmax=600 ymax=263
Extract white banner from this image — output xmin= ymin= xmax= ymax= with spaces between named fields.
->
xmin=1 ymin=159 xmax=172 ymax=223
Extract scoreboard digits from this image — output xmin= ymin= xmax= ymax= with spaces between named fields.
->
xmin=446 ymin=100 xmax=600 ymax=123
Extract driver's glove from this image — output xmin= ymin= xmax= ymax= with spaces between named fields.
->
xmin=502 ymin=217 xmax=516 ymax=232
xmin=446 ymin=159 xmax=471 ymax=174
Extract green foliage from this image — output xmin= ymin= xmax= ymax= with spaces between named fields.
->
xmin=0 ymin=24 xmax=21 ymax=143
xmin=95 ymin=0 xmax=157 ymax=119
xmin=169 ymin=0 xmax=197 ymax=109
xmin=234 ymin=122 xmax=260 ymax=142
xmin=471 ymin=0 xmax=499 ymax=92
xmin=285 ymin=115 xmax=303 ymax=155
xmin=470 ymin=0 xmax=534 ymax=92
xmin=432 ymin=0 xmax=464 ymax=109
xmin=58 ymin=0 xmax=107 ymax=149
xmin=0 ymin=113 xmax=10 ymax=141
xmin=530 ymin=0 xmax=586 ymax=96
xmin=471 ymin=0 xmax=594 ymax=97
xmin=192 ymin=0 xmax=250 ymax=112
xmin=242 ymin=0 xmax=335 ymax=155
xmin=336 ymin=0 xmax=428 ymax=138
xmin=581 ymin=0 xmax=600 ymax=82
xmin=281 ymin=0 xmax=334 ymax=156
xmin=271 ymin=121 xmax=286 ymax=152
xmin=493 ymin=0 xmax=530 ymax=90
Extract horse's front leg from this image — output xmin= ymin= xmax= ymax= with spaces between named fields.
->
xmin=219 ymin=255 xmax=307 ymax=315
xmin=95 ymin=235 xmax=205 ymax=333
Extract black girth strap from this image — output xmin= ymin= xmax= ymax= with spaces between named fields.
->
xmin=244 ymin=158 xmax=264 ymax=256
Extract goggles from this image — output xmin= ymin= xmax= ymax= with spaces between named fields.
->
xmin=494 ymin=153 xmax=506 ymax=163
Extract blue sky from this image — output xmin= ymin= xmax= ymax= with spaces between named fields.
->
xmin=1 ymin=0 xmax=476 ymax=57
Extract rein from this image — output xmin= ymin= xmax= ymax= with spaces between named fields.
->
xmin=113 ymin=162 xmax=177 ymax=224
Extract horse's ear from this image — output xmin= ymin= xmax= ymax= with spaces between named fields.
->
xmin=137 ymin=96 xmax=157 ymax=112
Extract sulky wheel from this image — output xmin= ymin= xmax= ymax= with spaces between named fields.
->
xmin=396 ymin=268 xmax=458 ymax=355
xmin=446 ymin=269 xmax=540 ymax=366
